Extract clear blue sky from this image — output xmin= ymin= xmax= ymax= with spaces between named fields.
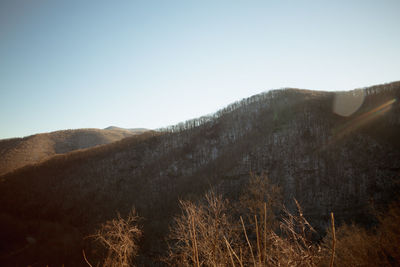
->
xmin=0 ymin=0 xmax=399 ymax=139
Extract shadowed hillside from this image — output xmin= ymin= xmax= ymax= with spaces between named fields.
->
xmin=0 ymin=82 xmax=399 ymax=266
xmin=0 ymin=128 xmax=146 ymax=176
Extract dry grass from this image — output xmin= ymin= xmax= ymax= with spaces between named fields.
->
xmin=87 ymin=173 xmax=400 ymax=266
xmin=167 ymin=194 xmax=327 ymax=266
xmin=166 ymin=174 xmax=329 ymax=266
xmin=321 ymin=202 xmax=400 ymax=266
xmin=165 ymin=190 xmax=239 ymax=266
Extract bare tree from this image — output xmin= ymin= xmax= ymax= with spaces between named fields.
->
xmin=93 ymin=209 xmax=142 ymax=267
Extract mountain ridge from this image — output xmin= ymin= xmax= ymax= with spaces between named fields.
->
xmin=0 ymin=81 xmax=399 ymax=265
xmin=0 ymin=127 xmax=148 ymax=176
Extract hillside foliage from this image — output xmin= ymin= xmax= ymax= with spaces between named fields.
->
xmin=0 ymin=82 xmax=399 ymax=265
xmin=0 ymin=128 xmax=143 ymax=176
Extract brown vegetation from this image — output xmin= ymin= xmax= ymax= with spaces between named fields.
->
xmin=166 ymin=191 xmax=238 ymax=266
xmin=321 ymin=202 xmax=400 ymax=266
xmin=166 ymin=174 xmax=400 ymax=266
xmin=92 ymin=209 xmax=142 ymax=267
xmin=166 ymin=174 xmax=326 ymax=266
xmin=0 ymin=82 xmax=399 ymax=265
xmin=0 ymin=128 xmax=143 ymax=176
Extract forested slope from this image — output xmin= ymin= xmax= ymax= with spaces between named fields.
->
xmin=0 ymin=128 xmax=143 ymax=176
xmin=0 ymin=82 xmax=399 ymax=266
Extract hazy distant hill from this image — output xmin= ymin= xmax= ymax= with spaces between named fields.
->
xmin=0 ymin=82 xmax=399 ymax=266
xmin=0 ymin=128 xmax=147 ymax=176
xmin=104 ymin=126 xmax=149 ymax=134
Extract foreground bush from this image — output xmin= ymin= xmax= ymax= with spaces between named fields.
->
xmin=322 ymin=202 xmax=400 ymax=266
xmin=88 ymin=174 xmax=400 ymax=266
xmin=92 ymin=209 xmax=142 ymax=267
xmin=166 ymin=191 xmax=239 ymax=266
xmin=166 ymin=174 xmax=326 ymax=266
xmin=166 ymin=174 xmax=400 ymax=266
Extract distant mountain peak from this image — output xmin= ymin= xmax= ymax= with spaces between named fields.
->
xmin=105 ymin=126 xmax=149 ymax=132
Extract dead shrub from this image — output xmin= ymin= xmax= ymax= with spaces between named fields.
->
xmin=167 ymin=175 xmax=326 ymax=266
xmin=93 ymin=209 xmax=142 ymax=267
xmin=321 ymin=201 xmax=400 ymax=266
xmin=166 ymin=190 xmax=239 ymax=266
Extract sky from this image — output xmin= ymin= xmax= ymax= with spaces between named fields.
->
xmin=0 ymin=0 xmax=399 ymax=139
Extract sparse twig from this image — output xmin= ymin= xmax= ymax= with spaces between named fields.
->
xmin=240 ymin=216 xmax=256 ymax=267
xmin=82 ymin=249 xmax=93 ymax=267
xmin=255 ymin=215 xmax=262 ymax=265
xmin=330 ymin=212 xmax=336 ymax=267
xmin=224 ymin=236 xmax=243 ymax=267
xmin=263 ymin=202 xmax=267 ymax=263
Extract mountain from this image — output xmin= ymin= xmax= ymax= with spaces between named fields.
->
xmin=105 ymin=126 xmax=148 ymax=133
xmin=0 ymin=128 xmax=146 ymax=176
xmin=0 ymin=82 xmax=399 ymax=266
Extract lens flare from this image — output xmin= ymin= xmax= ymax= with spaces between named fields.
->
xmin=326 ymin=98 xmax=397 ymax=148
xmin=333 ymin=90 xmax=365 ymax=117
